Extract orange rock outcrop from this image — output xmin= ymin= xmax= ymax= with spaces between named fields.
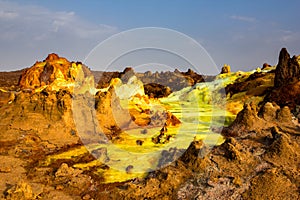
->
xmin=19 ymin=53 xmax=84 ymax=90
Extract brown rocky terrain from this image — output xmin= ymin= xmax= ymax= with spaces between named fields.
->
xmin=103 ymin=48 xmax=300 ymax=199
xmin=0 ymin=62 xmax=211 ymax=99
xmin=0 ymin=48 xmax=299 ymax=199
xmin=95 ymin=67 xmax=214 ymax=98
xmin=0 ymin=70 xmax=23 ymax=88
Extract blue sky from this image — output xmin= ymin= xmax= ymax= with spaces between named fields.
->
xmin=1 ymin=0 xmax=300 ymax=72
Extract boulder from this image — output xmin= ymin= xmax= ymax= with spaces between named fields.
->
xmin=144 ymin=83 xmax=172 ymax=98
xmin=221 ymin=64 xmax=231 ymax=74
xmin=262 ymin=63 xmax=272 ymax=70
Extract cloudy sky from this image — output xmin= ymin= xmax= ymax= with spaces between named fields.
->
xmin=1 ymin=0 xmax=300 ymax=72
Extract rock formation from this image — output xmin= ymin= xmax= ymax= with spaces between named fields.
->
xmin=225 ymin=71 xmax=274 ymax=98
xmin=220 ymin=64 xmax=231 ymax=74
xmin=144 ymin=83 xmax=172 ymax=98
xmin=262 ymin=63 xmax=272 ymax=70
xmin=264 ymin=48 xmax=300 ymax=112
xmin=19 ymin=53 xmax=90 ymax=90
xmin=95 ymin=68 xmax=208 ymax=97
xmin=265 ymin=81 xmax=300 ymax=110
xmin=274 ymin=48 xmax=300 ymax=88
xmin=223 ymin=100 xmax=295 ymax=137
xmin=180 ymin=68 xmax=205 ymax=85
xmin=112 ymin=100 xmax=299 ymax=199
xmin=0 ymin=50 xmax=299 ymax=199
xmin=94 ymin=87 xmax=132 ymax=138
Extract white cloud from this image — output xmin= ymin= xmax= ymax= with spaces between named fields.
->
xmin=278 ymin=30 xmax=300 ymax=43
xmin=0 ymin=2 xmax=117 ymax=41
xmin=0 ymin=10 xmax=18 ymax=19
xmin=0 ymin=0 xmax=118 ymax=70
xmin=263 ymin=29 xmax=300 ymax=44
xmin=230 ymin=15 xmax=256 ymax=23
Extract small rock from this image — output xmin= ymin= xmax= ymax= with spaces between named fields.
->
xmin=126 ymin=165 xmax=134 ymax=173
xmin=70 ymin=129 xmax=76 ymax=136
xmin=136 ymin=140 xmax=144 ymax=146
xmin=91 ymin=147 xmax=109 ymax=162
xmin=141 ymin=129 xmax=148 ymax=134
xmin=262 ymin=63 xmax=272 ymax=70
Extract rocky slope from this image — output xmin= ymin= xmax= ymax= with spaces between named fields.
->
xmin=0 ymin=53 xmax=183 ymax=199
xmin=103 ymin=48 xmax=300 ymax=199
xmin=0 ymin=48 xmax=299 ymax=199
